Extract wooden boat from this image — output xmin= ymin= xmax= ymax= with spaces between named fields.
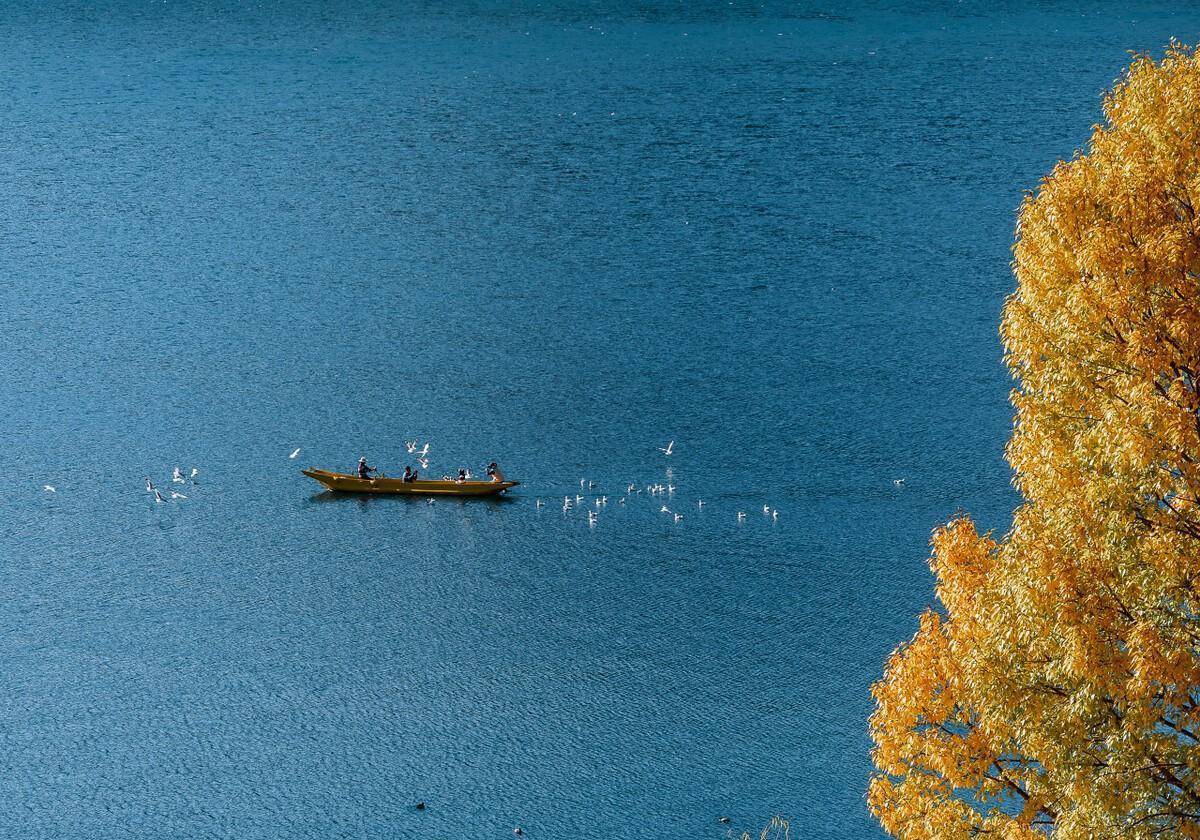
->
xmin=302 ymin=468 xmax=518 ymax=496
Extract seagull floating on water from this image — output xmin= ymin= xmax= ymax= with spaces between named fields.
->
xmin=171 ymin=491 xmax=187 ymax=500
xmin=893 ymin=478 xmax=906 ymax=487
xmin=289 ymin=448 xmax=301 ymax=459
xmin=737 ymin=511 xmax=746 ymax=521
xmin=674 ymin=513 xmax=684 ymax=523
xmin=660 ymin=505 xmax=671 ymax=514
xmin=145 ymin=478 xmax=155 ymax=493
xmin=190 ymin=468 xmax=199 ymax=479
xmin=154 ymin=489 xmax=166 ymax=503
xmin=658 ymin=440 xmax=675 ymax=456
xmin=763 ymin=504 xmax=771 ymax=514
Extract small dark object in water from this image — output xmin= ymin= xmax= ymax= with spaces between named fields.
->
xmin=719 ymin=816 xmax=731 ymax=824
xmin=750 ymin=284 xmax=768 ymax=291
xmin=415 ymin=801 xmax=425 ymax=811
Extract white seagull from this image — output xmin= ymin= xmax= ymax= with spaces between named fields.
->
xmin=171 ymin=491 xmax=188 ymax=500
xmin=145 ymin=478 xmax=155 ymax=493
xmin=172 ymin=467 xmax=185 ymax=483
xmin=417 ymin=457 xmax=429 ymax=469
xmin=405 ymin=441 xmax=418 ymax=453
xmin=190 ymin=468 xmax=199 ymax=479
xmin=893 ymin=478 xmax=906 ymax=487
xmin=289 ymin=448 xmax=301 ymax=459
xmin=417 ymin=443 xmax=429 ymax=458
xmin=660 ymin=505 xmax=671 ymax=514
xmin=674 ymin=513 xmax=684 ymax=523
xmin=737 ymin=511 xmax=746 ymax=521
xmin=43 ymin=484 xmax=56 ymax=493
xmin=658 ymin=440 xmax=675 ymax=456
xmin=154 ymin=489 xmax=166 ymax=503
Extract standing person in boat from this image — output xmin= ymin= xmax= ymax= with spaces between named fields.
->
xmin=456 ymin=468 xmax=468 ymax=483
xmin=357 ymin=457 xmax=377 ymax=480
xmin=402 ymin=466 xmax=414 ymax=483
xmin=486 ymin=462 xmax=506 ymax=482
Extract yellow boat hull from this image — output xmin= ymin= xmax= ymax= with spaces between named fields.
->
xmin=303 ymin=468 xmax=518 ymax=496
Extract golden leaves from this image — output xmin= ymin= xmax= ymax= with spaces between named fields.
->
xmin=870 ymin=43 xmax=1200 ymax=839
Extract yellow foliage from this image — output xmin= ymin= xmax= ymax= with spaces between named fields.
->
xmin=870 ymin=44 xmax=1200 ymax=838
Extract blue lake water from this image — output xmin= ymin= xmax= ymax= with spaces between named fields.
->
xmin=0 ymin=2 xmax=1194 ymax=837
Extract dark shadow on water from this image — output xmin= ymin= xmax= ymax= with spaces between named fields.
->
xmin=305 ymin=490 xmax=520 ymax=507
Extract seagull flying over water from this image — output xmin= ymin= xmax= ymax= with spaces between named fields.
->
xmin=190 ymin=468 xmax=199 ymax=479
xmin=43 ymin=485 xmax=55 ymax=493
xmin=417 ymin=457 xmax=429 ymax=469
xmin=893 ymin=478 xmax=906 ymax=487
xmin=171 ymin=491 xmax=188 ymax=500
xmin=172 ymin=467 xmax=185 ymax=484
xmin=660 ymin=505 xmax=671 ymax=514
xmin=658 ymin=440 xmax=675 ymax=456
xmin=154 ymin=489 xmax=166 ymax=503
xmin=290 ymin=448 xmax=301 ymax=459
xmin=674 ymin=513 xmax=684 ymax=523
xmin=405 ymin=441 xmax=418 ymax=453
xmin=737 ymin=511 xmax=746 ymax=521
xmin=145 ymin=478 xmax=155 ymax=493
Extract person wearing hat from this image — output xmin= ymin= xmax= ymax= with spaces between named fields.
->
xmin=485 ymin=462 xmax=505 ymax=482
xmin=357 ymin=456 xmax=377 ymax=480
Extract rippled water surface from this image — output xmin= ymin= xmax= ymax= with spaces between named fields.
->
xmin=0 ymin=2 xmax=1194 ymax=837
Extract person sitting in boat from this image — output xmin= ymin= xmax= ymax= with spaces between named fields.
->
xmin=357 ymin=457 xmax=377 ymax=480
xmin=402 ymin=466 xmax=414 ymax=483
xmin=456 ymin=468 xmax=468 ymax=483
xmin=486 ymin=462 xmax=505 ymax=482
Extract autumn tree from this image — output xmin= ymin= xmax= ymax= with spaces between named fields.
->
xmin=869 ymin=44 xmax=1200 ymax=839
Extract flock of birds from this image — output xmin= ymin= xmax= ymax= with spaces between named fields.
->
xmin=41 ymin=439 xmax=903 ymax=527
xmin=143 ymin=467 xmax=200 ymax=503
xmin=533 ymin=441 xmax=787 ymax=529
